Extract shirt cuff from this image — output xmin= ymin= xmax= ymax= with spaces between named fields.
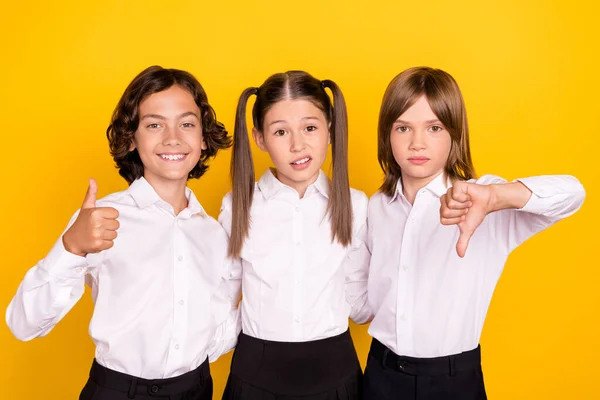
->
xmin=516 ymin=175 xmax=571 ymax=214
xmin=40 ymin=237 xmax=89 ymax=280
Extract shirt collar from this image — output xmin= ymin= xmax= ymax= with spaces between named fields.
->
xmin=388 ymin=172 xmax=449 ymax=204
xmin=128 ymin=177 xmax=207 ymax=217
xmin=257 ymin=168 xmax=330 ymax=200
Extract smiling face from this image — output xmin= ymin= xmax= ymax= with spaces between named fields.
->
xmin=390 ymin=95 xmax=452 ymax=190
xmin=253 ymin=98 xmax=330 ymax=195
xmin=131 ymin=84 xmax=206 ymax=188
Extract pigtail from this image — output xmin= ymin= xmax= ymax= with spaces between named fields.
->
xmin=321 ymin=80 xmax=353 ymax=247
xmin=229 ymin=87 xmax=258 ymax=258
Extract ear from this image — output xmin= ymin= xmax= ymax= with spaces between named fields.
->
xmin=252 ymin=127 xmax=267 ymax=152
xmin=129 ymin=141 xmax=136 ymax=152
xmin=200 ymin=135 xmax=208 ymax=151
xmin=328 ymin=121 xmax=332 ymax=144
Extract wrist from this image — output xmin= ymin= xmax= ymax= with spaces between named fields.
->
xmin=489 ymin=182 xmax=531 ymax=212
xmin=62 ymin=233 xmax=87 ymax=257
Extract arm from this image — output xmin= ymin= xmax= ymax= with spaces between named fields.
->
xmin=207 ymin=257 xmax=242 ymax=361
xmin=346 ymin=193 xmax=373 ymax=324
xmin=207 ymin=193 xmax=243 ymax=361
xmin=6 ymin=213 xmax=90 ymax=341
xmin=5 ymin=180 xmax=118 ymax=340
xmin=440 ymin=175 xmax=586 ymax=256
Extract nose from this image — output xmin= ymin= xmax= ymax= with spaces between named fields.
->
xmin=290 ymin=130 xmax=306 ymax=152
xmin=409 ymin=129 xmax=427 ymax=151
xmin=162 ymin=125 xmax=181 ymax=146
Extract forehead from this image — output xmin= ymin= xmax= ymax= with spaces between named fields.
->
xmin=397 ymin=95 xmax=437 ymax=122
xmin=138 ymin=85 xmax=198 ymax=113
xmin=263 ymin=99 xmax=327 ymax=123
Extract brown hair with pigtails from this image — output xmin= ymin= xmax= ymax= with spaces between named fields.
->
xmin=229 ymin=71 xmax=352 ymax=258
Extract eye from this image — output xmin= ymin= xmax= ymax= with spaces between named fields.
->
xmin=305 ymin=125 xmax=317 ymax=132
xmin=147 ymin=123 xmax=161 ymax=129
xmin=396 ymin=125 xmax=409 ymax=133
xmin=274 ymin=129 xmax=286 ymax=136
xmin=430 ymin=125 xmax=444 ymax=133
xmin=181 ymin=122 xmax=195 ymax=128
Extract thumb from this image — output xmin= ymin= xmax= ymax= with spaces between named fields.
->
xmin=456 ymin=225 xmax=473 ymax=258
xmin=82 ymin=178 xmax=98 ymax=209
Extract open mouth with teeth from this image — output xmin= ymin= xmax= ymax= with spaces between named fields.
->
xmin=291 ymin=157 xmax=311 ymax=165
xmin=159 ymin=153 xmax=187 ymax=161
xmin=290 ymin=156 xmax=312 ymax=170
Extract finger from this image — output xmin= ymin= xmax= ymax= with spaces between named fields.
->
xmin=81 ymin=178 xmax=98 ymax=209
xmin=446 ymin=199 xmax=472 ymax=210
xmin=96 ymin=207 xmax=119 ymax=220
xmin=439 ymin=194 xmax=448 ymax=216
xmin=441 ymin=217 xmax=464 ymax=225
xmin=456 ymin=228 xmax=473 ymax=258
xmin=100 ymin=240 xmax=115 ymax=251
xmin=102 ymin=230 xmax=118 ymax=241
xmin=440 ymin=193 xmax=448 ymax=208
xmin=450 ymin=184 xmax=471 ymax=203
xmin=88 ymin=239 xmax=106 ymax=253
xmin=441 ymin=207 xmax=469 ymax=219
xmin=103 ymin=219 xmax=120 ymax=231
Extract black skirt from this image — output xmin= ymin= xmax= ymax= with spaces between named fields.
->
xmin=223 ymin=329 xmax=362 ymax=399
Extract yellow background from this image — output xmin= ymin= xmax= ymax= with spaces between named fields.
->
xmin=0 ymin=1 xmax=597 ymax=398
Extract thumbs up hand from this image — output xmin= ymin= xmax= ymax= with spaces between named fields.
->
xmin=439 ymin=181 xmax=495 ymax=258
xmin=62 ymin=179 xmax=120 ymax=257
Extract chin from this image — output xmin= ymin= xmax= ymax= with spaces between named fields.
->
xmin=158 ymin=173 xmax=190 ymax=182
xmin=291 ymin=167 xmax=320 ymax=180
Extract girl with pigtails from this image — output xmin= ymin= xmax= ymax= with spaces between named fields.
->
xmin=219 ymin=71 xmax=372 ymax=399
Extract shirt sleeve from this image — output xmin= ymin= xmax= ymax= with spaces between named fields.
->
xmin=481 ymin=174 xmax=586 ymax=254
xmin=5 ymin=210 xmax=93 ymax=341
xmin=345 ymin=192 xmax=373 ymax=324
xmin=207 ymin=256 xmax=242 ymax=362
xmin=207 ymin=193 xmax=242 ymax=361
xmin=217 ymin=192 xmax=233 ymax=238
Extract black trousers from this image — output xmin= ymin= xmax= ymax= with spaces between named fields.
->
xmin=79 ymin=358 xmax=212 ymax=400
xmin=223 ymin=329 xmax=363 ymax=399
xmin=363 ymin=339 xmax=487 ymax=400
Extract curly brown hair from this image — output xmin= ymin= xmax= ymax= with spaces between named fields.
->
xmin=106 ymin=66 xmax=231 ymax=184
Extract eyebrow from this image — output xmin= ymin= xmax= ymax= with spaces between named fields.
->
xmin=140 ymin=111 xmax=200 ymax=121
xmin=394 ymin=118 xmax=442 ymax=125
xmin=268 ymin=116 xmax=321 ymax=126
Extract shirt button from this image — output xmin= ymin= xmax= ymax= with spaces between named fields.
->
xmin=178 ymin=256 xmax=183 ymax=262
xmin=179 ymin=300 xmax=185 ymax=306
xmin=402 ymin=265 xmax=408 ymax=271
xmin=150 ymin=385 xmax=159 ymax=393
xmin=174 ymin=344 xmax=179 ymax=350
xmin=294 ymin=318 xmax=300 ymax=323
xmin=295 ymin=241 xmax=301 ymax=246
xmin=295 ymin=207 xmax=301 ymax=212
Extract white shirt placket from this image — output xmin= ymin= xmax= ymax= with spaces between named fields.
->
xmin=292 ymin=203 xmax=304 ymax=339
xmin=164 ymin=217 xmax=188 ymax=373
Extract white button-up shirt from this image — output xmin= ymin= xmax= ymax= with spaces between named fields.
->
xmin=6 ymin=177 xmax=241 ymax=379
xmin=367 ymin=173 xmax=585 ymax=357
xmin=219 ymin=169 xmax=372 ymax=342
